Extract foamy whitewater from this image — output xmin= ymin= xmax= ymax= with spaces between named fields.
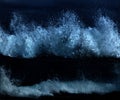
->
xmin=0 ymin=12 xmax=120 ymax=58
xmin=0 ymin=67 xmax=119 ymax=98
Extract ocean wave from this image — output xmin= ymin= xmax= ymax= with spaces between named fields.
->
xmin=0 ymin=12 xmax=120 ymax=58
xmin=0 ymin=67 xmax=119 ymax=98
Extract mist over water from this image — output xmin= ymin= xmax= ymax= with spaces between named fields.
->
xmin=0 ymin=12 xmax=120 ymax=58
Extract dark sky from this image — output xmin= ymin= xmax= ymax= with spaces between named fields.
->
xmin=0 ymin=0 xmax=120 ymax=29
xmin=0 ymin=0 xmax=120 ymax=8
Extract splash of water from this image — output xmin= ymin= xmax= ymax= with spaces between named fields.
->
xmin=0 ymin=67 xmax=118 ymax=98
xmin=0 ymin=12 xmax=120 ymax=58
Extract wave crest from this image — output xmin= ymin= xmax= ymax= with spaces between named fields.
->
xmin=0 ymin=12 xmax=120 ymax=58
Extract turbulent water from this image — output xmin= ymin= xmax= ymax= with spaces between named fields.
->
xmin=0 ymin=67 xmax=119 ymax=98
xmin=0 ymin=12 xmax=120 ymax=58
xmin=0 ymin=12 xmax=120 ymax=98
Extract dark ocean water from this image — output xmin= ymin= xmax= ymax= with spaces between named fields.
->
xmin=0 ymin=0 xmax=120 ymax=99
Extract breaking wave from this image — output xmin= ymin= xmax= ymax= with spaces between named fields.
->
xmin=0 ymin=67 xmax=119 ymax=98
xmin=0 ymin=12 xmax=120 ymax=58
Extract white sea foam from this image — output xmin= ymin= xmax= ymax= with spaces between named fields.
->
xmin=0 ymin=67 xmax=118 ymax=98
xmin=0 ymin=12 xmax=120 ymax=58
